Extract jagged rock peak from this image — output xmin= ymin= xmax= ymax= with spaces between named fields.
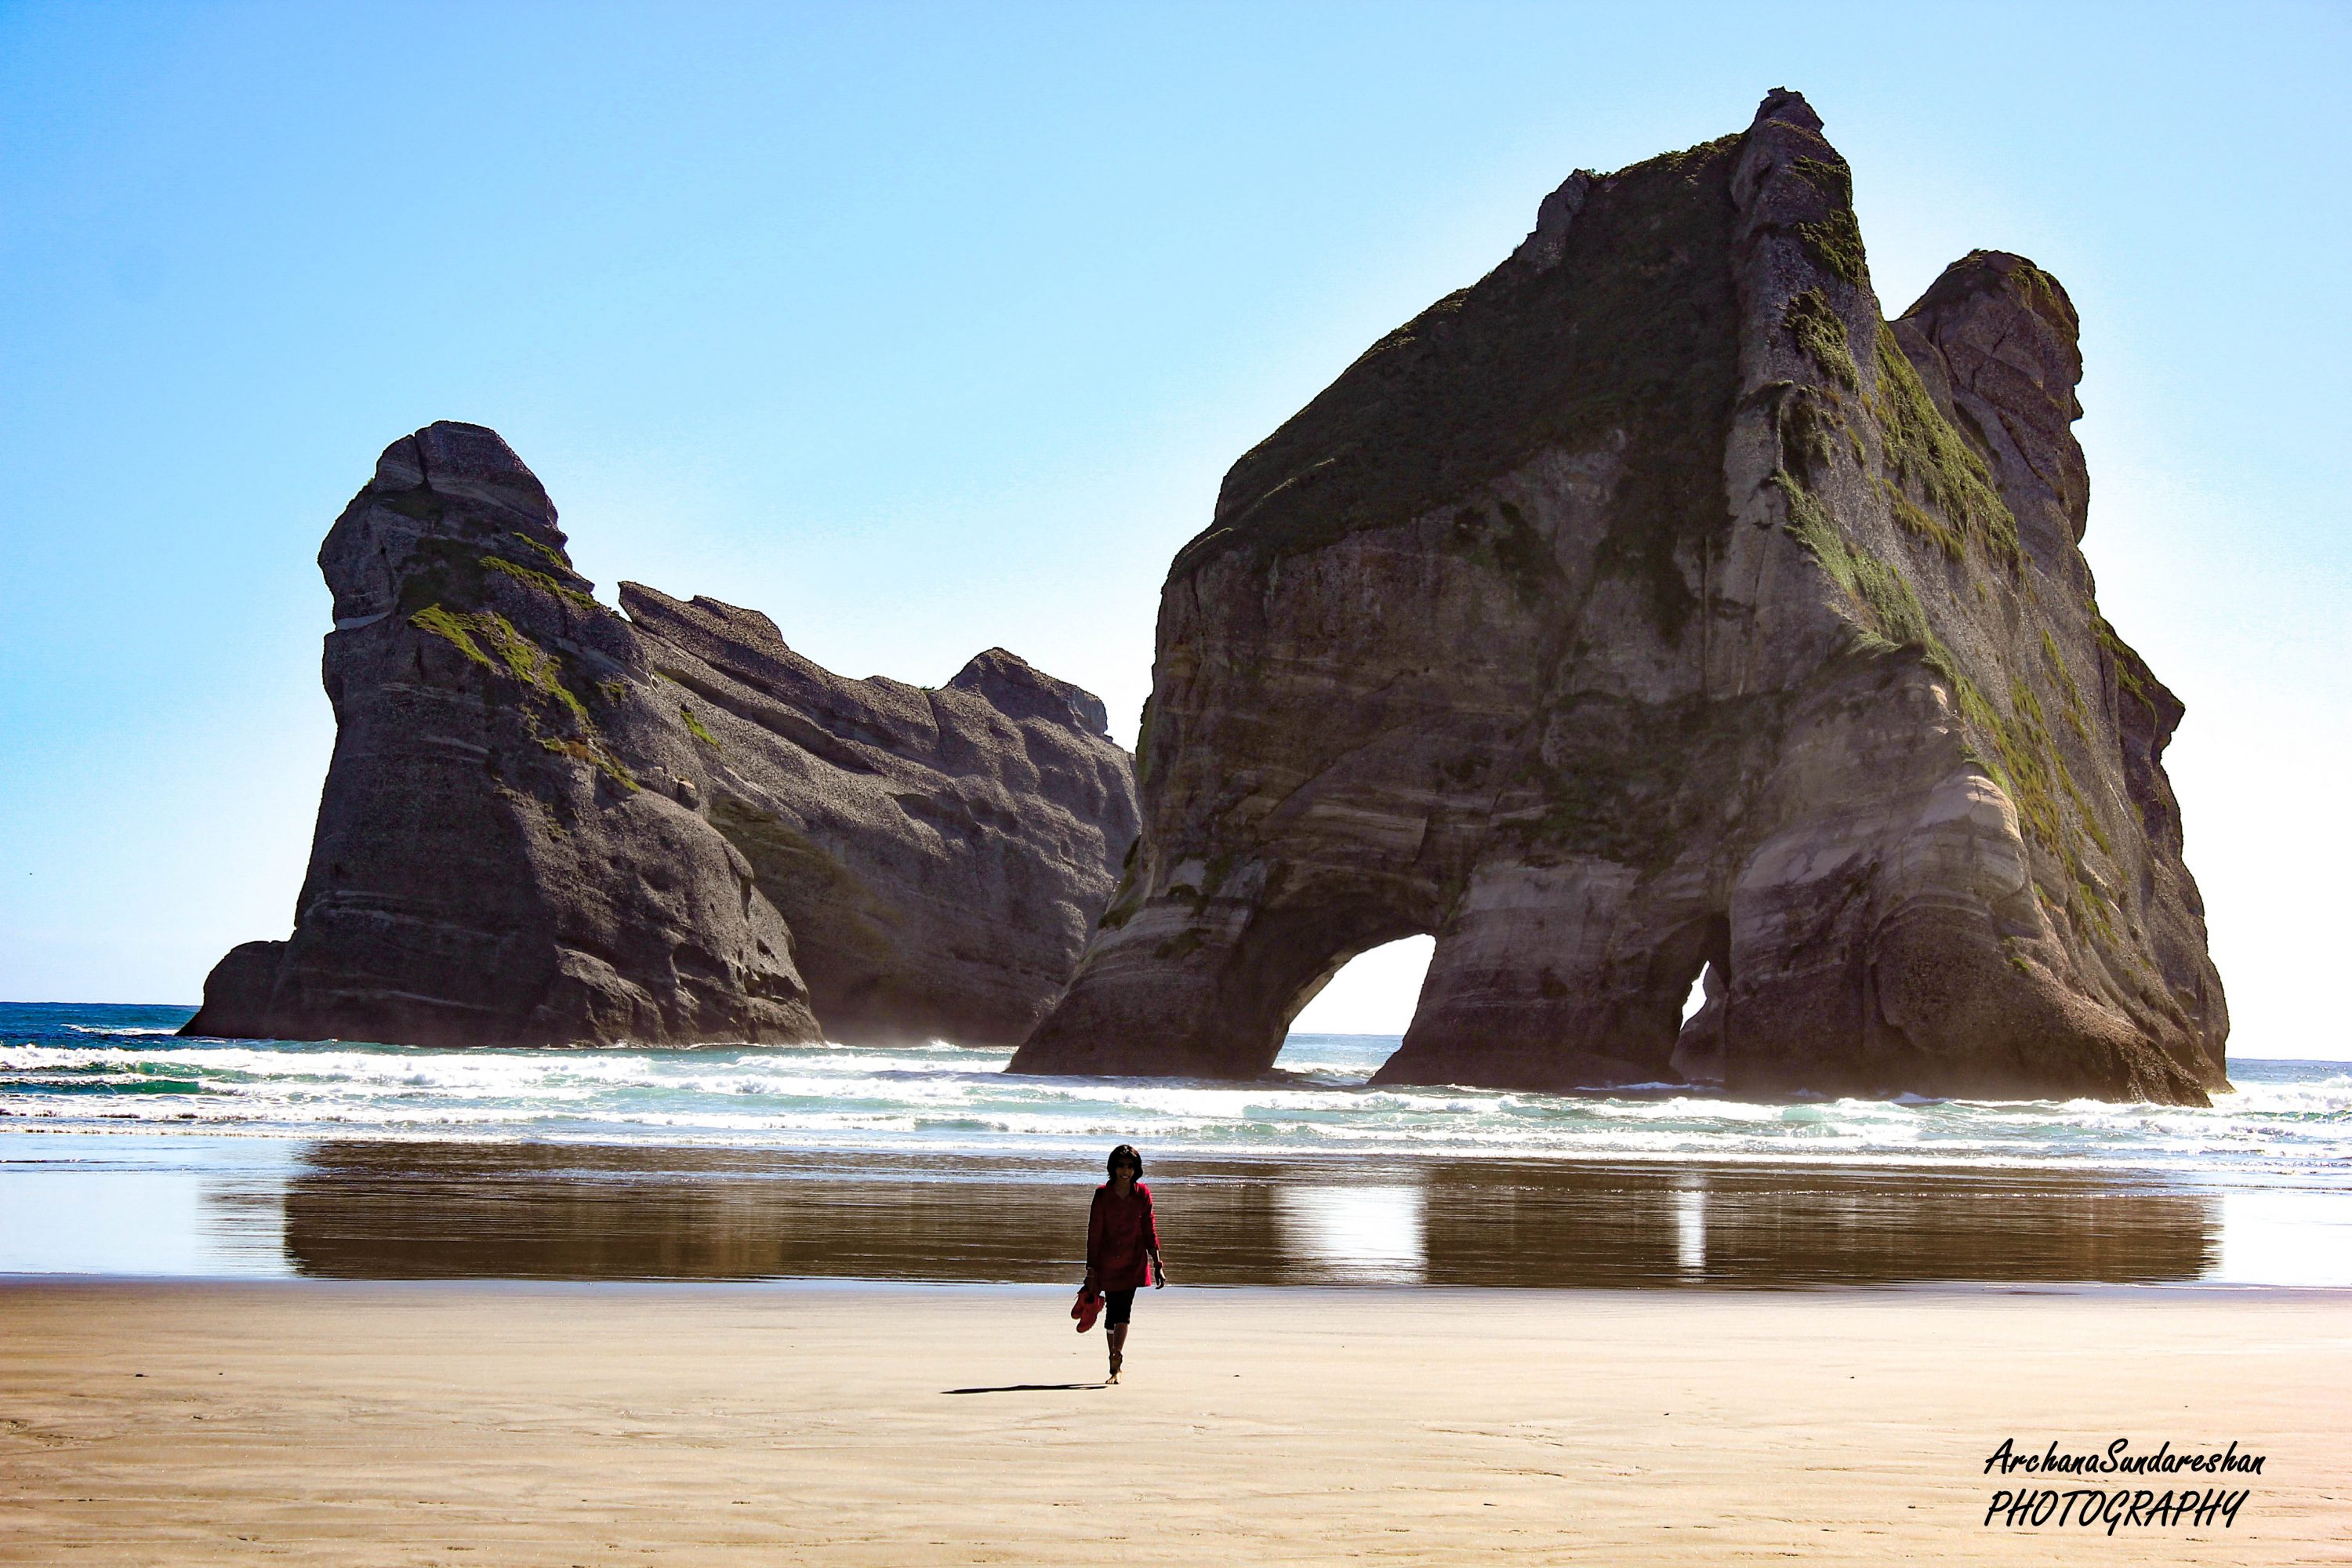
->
xmin=1510 ymin=170 xmax=1595 ymax=274
xmin=371 ymin=419 xmax=555 ymax=520
xmin=1754 ymin=85 xmax=1823 ymax=132
xmin=1910 ymin=249 xmax=2079 ymax=336
xmin=950 ymin=648 xmax=1112 ymax=738
xmin=1893 ymin=250 xmax=2090 ymax=550
xmin=322 ymin=419 xmax=589 ymax=628
xmin=1013 ymin=92 xmax=2224 ymax=1106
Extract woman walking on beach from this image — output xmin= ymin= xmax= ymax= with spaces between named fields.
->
xmin=1085 ymin=1143 xmax=1164 ymax=1384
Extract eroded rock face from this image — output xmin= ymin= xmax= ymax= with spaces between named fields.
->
xmin=187 ymin=423 xmax=1138 ymax=1048
xmin=1011 ymin=89 xmax=2226 ymax=1104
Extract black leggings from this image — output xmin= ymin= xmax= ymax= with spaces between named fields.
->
xmin=1103 ymin=1288 xmax=1136 ymax=1328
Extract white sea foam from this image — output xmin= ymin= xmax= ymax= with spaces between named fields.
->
xmin=4 ymin=1013 xmax=2349 ymax=1183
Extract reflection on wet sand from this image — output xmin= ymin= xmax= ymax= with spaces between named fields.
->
xmin=279 ymin=1144 xmax=2219 ymax=1287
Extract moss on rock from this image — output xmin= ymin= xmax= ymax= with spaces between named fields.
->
xmin=1867 ymin=324 xmax=2021 ymax=564
xmin=1784 ymin=289 xmax=1857 ymax=389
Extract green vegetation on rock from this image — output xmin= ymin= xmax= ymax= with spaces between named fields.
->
xmin=394 ymin=531 xmax=602 ymax=622
xmin=2041 ymin=628 xmax=2093 ymax=742
xmin=1773 ymin=472 xmax=1936 ymax=657
xmin=1788 ymin=156 xmax=1867 ymax=286
xmin=1784 ymin=289 xmax=1857 ymax=389
xmin=2092 ymin=610 xmax=2155 ymax=705
xmin=1955 ymin=674 xmax=2116 ymax=939
xmin=483 ymin=554 xmax=601 ymax=613
xmin=1866 ymin=324 xmax=2021 ymax=564
xmin=389 ymin=508 xmax=636 ymax=790
xmin=1874 ymin=476 xmax=1966 ymax=562
xmin=506 ymin=531 xmax=573 ymax=572
xmin=407 ymin=603 xmax=495 ymax=670
xmin=1777 ymin=463 xmax=2114 ymax=940
xmin=406 ymin=602 xmax=635 ymax=791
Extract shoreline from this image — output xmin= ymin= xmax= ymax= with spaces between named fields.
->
xmin=3 ymin=1277 xmax=2345 ymax=1563
xmin=9 ymin=1112 xmax=2349 ymax=1156
xmin=8 ymin=1131 xmax=2350 ymax=1289
xmin=13 ymin=1279 xmax=2352 ymax=1316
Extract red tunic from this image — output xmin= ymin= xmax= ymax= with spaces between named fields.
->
xmin=1086 ymin=1181 xmax=1160 ymax=1290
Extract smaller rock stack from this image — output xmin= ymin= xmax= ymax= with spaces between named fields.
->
xmin=187 ymin=422 xmax=1139 ymax=1049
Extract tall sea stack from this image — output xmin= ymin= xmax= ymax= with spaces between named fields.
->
xmin=187 ymin=423 xmax=1139 ymax=1049
xmin=1011 ymin=89 xmax=2226 ymax=1104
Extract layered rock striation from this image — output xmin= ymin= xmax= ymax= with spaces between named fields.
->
xmin=1011 ymin=89 xmax=2225 ymax=1103
xmin=187 ymin=422 xmax=1138 ymax=1049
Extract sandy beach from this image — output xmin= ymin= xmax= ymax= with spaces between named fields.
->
xmin=2 ymin=1280 xmax=2344 ymax=1565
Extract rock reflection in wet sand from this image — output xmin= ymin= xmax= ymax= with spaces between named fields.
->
xmin=278 ymin=1144 xmax=2220 ymax=1287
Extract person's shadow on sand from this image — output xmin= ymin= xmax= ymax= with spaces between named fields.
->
xmin=942 ymin=1382 xmax=1103 ymax=1395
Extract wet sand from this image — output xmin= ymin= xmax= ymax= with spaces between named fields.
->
xmin=270 ymin=1144 xmax=2231 ymax=1287
xmin=19 ymin=1134 xmax=2323 ymax=1288
xmin=1 ymin=1279 xmax=2345 ymax=1564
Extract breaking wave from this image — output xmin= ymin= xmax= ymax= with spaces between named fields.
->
xmin=2 ymin=1004 xmax=2346 ymax=1184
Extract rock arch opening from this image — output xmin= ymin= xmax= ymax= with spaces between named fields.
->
xmin=1280 ymin=934 xmax=1437 ymax=1076
xmin=1680 ymin=967 xmax=1711 ymax=1025
xmin=1667 ymin=915 xmax=1732 ymax=1087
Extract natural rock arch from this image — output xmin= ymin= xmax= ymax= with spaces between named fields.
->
xmin=1079 ymin=848 xmax=1444 ymax=1080
xmin=1011 ymin=89 xmax=2226 ymax=1104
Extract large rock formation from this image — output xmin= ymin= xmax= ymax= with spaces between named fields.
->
xmin=187 ymin=422 xmax=1138 ymax=1049
xmin=1011 ymin=89 xmax=2226 ymax=1104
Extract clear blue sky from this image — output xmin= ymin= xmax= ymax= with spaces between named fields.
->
xmin=2 ymin=2 xmax=2344 ymax=1058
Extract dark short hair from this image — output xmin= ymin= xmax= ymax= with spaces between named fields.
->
xmin=1107 ymin=1143 xmax=1143 ymax=1178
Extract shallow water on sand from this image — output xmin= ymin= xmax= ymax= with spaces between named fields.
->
xmin=5 ymin=1135 xmax=2349 ymax=1288
xmin=2 ymin=1003 xmax=2347 ymax=1287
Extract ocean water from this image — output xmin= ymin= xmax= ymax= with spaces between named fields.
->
xmin=3 ymin=1002 xmax=2347 ymax=1178
xmin=2 ymin=1002 xmax=2347 ymax=1286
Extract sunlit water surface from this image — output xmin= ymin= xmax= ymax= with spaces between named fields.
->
xmin=2 ymin=1003 xmax=2346 ymax=1287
